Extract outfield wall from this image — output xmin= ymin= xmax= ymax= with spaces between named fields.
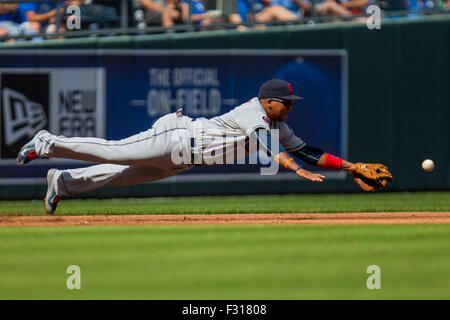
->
xmin=0 ymin=15 xmax=449 ymax=199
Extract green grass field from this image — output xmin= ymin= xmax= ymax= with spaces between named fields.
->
xmin=1 ymin=224 xmax=449 ymax=299
xmin=0 ymin=192 xmax=449 ymax=299
xmin=1 ymin=191 xmax=450 ymax=215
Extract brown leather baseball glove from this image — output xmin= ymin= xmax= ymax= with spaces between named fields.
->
xmin=349 ymin=163 xmax=393 ymax=192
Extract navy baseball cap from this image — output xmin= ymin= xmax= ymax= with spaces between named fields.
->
xmin=258 ymin=79 xmax=303 ymax=101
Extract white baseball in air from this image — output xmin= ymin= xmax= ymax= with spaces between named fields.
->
xmin=422 ymin=159 xmax=434 ymax=172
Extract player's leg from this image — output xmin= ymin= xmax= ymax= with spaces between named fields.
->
xmin=34 ymin=129 xmax=177 ymax=165
xmin=17 ymin=113 xmax=190 ymax=167
xmin=44 ymin=163 xmax=191 ymax=214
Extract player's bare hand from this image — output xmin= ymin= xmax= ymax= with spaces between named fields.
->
xmin=295 ymin=168 xmax=326 ymax=182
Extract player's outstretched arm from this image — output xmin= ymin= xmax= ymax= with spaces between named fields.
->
xmin=316 ymin=153 xmax=356 ymax=172
xmin=251 ymin=129 xmax=325 ymax=182
xmin=275 ymin=144 xmax=357 ymax=181
xmin=273 ymin=140 xmax=392 ymax=190
xmin=299 ymin=149 xmax=393 ymax=191
xmin=273 ymin=152 xmax=325 ymax=182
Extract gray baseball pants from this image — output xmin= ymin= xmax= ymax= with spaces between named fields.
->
xmin=34 ymin=113 xmax=194 ymax=197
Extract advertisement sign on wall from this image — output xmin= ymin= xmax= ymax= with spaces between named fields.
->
xmin=0 ymin=50 xmax=346 ymax=183
xmin=0 ymin=68 xmax=105 ymax=160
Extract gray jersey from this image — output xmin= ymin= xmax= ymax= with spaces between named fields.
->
xmin=190 ymin=97 xmax=305 ymax=163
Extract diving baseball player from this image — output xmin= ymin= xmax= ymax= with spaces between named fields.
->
xmin=16 ymin=79 xmax=392 ymax=214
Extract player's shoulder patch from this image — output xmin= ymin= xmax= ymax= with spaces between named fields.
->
xmin=262 ymin=115 xmax=270 ymax=124
xmin=176 ymin=108 xmax=183 ymax=117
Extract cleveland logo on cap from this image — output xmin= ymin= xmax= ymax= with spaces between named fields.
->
xmin=258 ymin=79 xmax=303 ymax=101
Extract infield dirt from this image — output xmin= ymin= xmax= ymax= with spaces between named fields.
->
xmin=1 ymin=212 xmax=450 ymax=227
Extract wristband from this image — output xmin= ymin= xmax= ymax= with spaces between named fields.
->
xmin=294 ymin=164 xmax=302 ymax=172
xmin=323 ymin=154 xmax=343 ymax=170
xmin=284 ymin=157 xmax=294 ymax=168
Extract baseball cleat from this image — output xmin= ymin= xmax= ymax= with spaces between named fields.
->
xmin=16 ymin=130 xmax=47 ymax=166
xmin=45 ymin=169 xmax=60 ymax=215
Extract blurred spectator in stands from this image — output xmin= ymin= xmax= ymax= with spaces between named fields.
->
xmin=15 ymin=1 xmax=58 ymax=38
xmin=182 ymin=0 xmax=246 ymax=30
xmin=313 ymin=0 xmax=353 ymax=18
xmin=181 ymin=0 xmax=217 ymax=25
xmin=0 ymin=3 xmax=19 ymax=38
xmin=163 ymin=0 xmax=183 ymax=27
xmin=68 ymin=0 xmax=84 ymax=5
xmin=56 ymin=0 xmax=82 ymax=27
xmin=239 ymin=0 xmax=300 ymax=24
xmin=272 ymin=0 xmax=312 ymax=18
xmin=140 ymin=0 xmax=182 ymax=28
xmin=338 ymin=0 xmax=369 ymax=16
xmin=140 ymin=0 xmax=166 ymax=26
xmin=379 ymin=0 xmax=408 ymax=12
xmin=238 ymin=0 xmax=251 ymax=22
xmin=58 ymin=0 xmax=119 ymax=31
xmin=407 ymin=0 xmax=445 ymax=10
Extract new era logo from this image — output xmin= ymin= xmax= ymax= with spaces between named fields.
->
xmin=1 ymin=72 xmax=50 ymax=159
xmin=2 ymin=87 xmax=48 ymax=145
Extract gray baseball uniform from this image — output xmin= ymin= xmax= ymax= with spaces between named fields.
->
xmin=34 ymin=98 xmax=304 ymax=197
